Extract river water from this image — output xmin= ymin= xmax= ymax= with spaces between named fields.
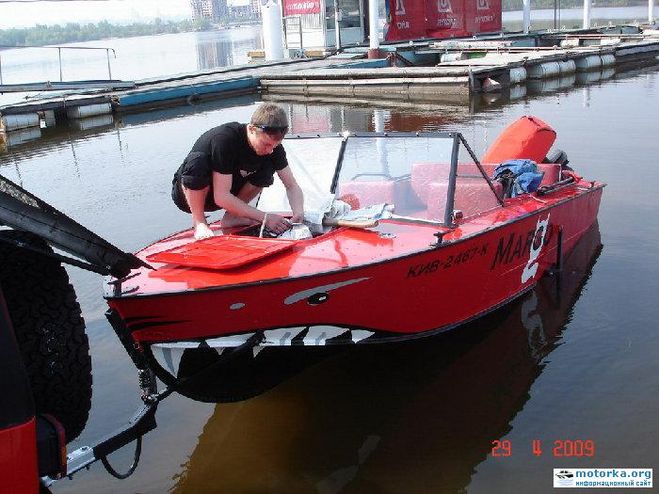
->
xmin=1 ymin=26 xmax=658 ymax=494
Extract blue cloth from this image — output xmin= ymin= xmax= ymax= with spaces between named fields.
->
xmin=492 ymin=159 xmax=544 ymax=197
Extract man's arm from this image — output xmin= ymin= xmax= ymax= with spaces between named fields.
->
xmin=213 ymin=172 xmax=292 ymax=234
xmin=276 ymin=166 xmax=304 ymax=223
xmin=182 ymin=185 xmax=214 ymax=240
xmin=213 ymin=172 xmax=264 ymax=221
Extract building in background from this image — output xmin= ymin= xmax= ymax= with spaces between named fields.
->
xmin=228 ymin=0 xmax=260 ymax=21
xmin=190 ymin=0 xmax=229 ymax=22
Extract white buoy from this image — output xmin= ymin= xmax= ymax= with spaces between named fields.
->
xmin=0 ymin=113 xmax=40 ymax=132
xmin=583 ymin=0 xmax=592 ymax=28
xmin=262 ymin=0 xmax=284 ymax=60
xmin=523 ymin=0 xmax=531 ymax=33
xmin=509 ymin=67 xmax=528 ymax=84
xmin=66 ymin=103 xmax=112 ymax=119
xmin=575 ymin=54 xmax=602 ymax=71
xmin=558 ymin=60 xmax=577 ymax=74
xmin=527 ymin=61 xmax=561 ymax=79
xmin=600 ymin=54 xmax=616 ymax=67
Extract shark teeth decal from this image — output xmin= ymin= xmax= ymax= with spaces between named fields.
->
xmin=351 ymin=330 xmax=374 ymax=343
xmin=262 ymin=327 xmax=307 ymax=346
xmin=149 ymin=325 xmax=376 ymax=380
xmin=303 ymin=326 xmax=351 ymax=346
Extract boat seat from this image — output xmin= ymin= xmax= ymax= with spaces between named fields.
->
xmin=425 ymin=180 xmax=503 ymax=220
xmin=337 ymin=177 xmax=426 ymax=215
xmin=537 ymin=163 xmax=561 ymax=185
xmin=338 ymin=180 xmax=396 ymax=210
xmin=411 ymin=161 xmax=559 ymax=217
xmin=411 ymin=163 xmax=450 ymax=204
xmin=411 ymin=162 xmax=498 ymax=205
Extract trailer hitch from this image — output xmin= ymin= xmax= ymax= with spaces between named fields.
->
xmin=41 ymin=381 xmax=165 ymax=487
xmin=42 ymin=331 xmax=264 ymax=487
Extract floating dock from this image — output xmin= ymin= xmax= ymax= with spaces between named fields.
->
xmin=1 ymin=29 xmax=658 ymax=137
xmin=260 ymin=35 xmax=659 ymax=104
xmin=0 ymin=56 xmax=378 ymax=133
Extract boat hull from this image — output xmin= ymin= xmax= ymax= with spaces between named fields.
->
xmin=106 ymin=184 xmax=603 ymax=348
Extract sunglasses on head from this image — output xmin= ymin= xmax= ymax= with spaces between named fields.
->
xmin=255 ymin=124 xmax=288 ymax=137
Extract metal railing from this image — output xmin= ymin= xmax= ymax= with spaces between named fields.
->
xmin=283 ymin=15 xmax=304 ymax=51
xmin=0 ymin=45 xmax=116 ymax=85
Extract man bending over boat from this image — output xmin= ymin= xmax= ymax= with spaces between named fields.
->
xmin=172 ymin=103 xmax=304 ymax=240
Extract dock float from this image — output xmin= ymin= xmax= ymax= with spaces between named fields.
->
xmin=261 ymin=38 xmax=659 ymax=104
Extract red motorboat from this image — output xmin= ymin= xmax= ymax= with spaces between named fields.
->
xmin=97 ymin=116 xmax=603 ymax=401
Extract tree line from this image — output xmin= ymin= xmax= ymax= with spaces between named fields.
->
xmin=0 ymin=18 xmax=212 ymax=48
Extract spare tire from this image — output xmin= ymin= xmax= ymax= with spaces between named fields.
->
xmin=0 ymin=230 xmax=92 ymax=442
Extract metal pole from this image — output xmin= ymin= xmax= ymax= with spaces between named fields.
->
xmin=334 ymin=0 xmax=341 ymax=50
xmin=106 ymin=49 xmax=113 ymax=80
xmin=650 ymin=0 xmax=655 ymax=23
xmin=58 ymin=47 xmax=63 ymax=81
xmin=368 ymin=0 xmax=379 ymax=51
xmin=523 ymin=0 xmax=531 ymax=33
xmin=0 ymin=54 xmax=3 ymax=85
xmin=583 ymin=0 xmax=591 ymax=29
xmin=444 ymin=134 xmax=460 ymax=227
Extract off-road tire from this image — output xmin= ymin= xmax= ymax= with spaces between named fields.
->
xmin=0 ymin=230 xmax=91 ymax=442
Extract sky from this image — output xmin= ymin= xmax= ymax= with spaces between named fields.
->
xmin=0 ymin=0 xmax=193 ymax=29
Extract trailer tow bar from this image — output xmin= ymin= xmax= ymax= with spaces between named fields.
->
xmin=42 ymin=331 xmax=265 ymax=487
xmin=41 ymin=370 xmax=172 ymax=487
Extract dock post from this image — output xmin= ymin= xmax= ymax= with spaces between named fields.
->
xmin=262 ymin=0 xmax=285 ymax=60
xmin=334 ymin=0 xmax=342 ymax=50
xmin=58 ymin=47 xmax=63 ymax=82
xmin=106 ymin=49 xmax=113 ymax=80
xmin=367 ymin=0 xmax=381 ymax=58
xmin=650 ymin=0 xmax=655 ymax=23
xmin=582 ymin=0 xmax=591 ymax=28
xmin=523 ymin=0 xmax=531 ymax=33
xmin=0 ymin=54 xmax=3 ymax=85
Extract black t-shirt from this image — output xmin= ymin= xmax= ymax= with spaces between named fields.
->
xmin=181 ymin=122 xmax=288 ymax=195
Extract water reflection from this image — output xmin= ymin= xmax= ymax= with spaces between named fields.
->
xmin=196 ymin=37 xmax=233 ymax=70
xmin=576 ymin=68 xmax=616 ymax=85
xmin=0 ymin=126 xmax=42 ymax=151
xmin=170 ymin=223 xmax=602 ymax=494
xmin=69 ymin=114 xmax=115 ymax=132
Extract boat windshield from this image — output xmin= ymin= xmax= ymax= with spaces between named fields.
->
xmin=257 ymin=133 xmax=502 ymax=225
